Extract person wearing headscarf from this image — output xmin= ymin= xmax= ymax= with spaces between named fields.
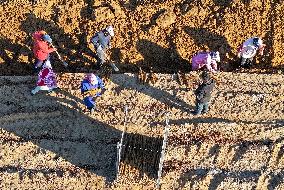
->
xmin=81 ymin=73 xmax=105 ymax=113
xmin=191 ymin=51 xmax=220 ymax=73
xmin=31 ymin=60 xmax=58 ymax=95
xmin=32 ymin=30 xmax=56 ymax=72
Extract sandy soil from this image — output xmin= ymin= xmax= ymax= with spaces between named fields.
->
xmin=0 ymin=72 xmax=283 ymax=189
xmin=0 ymin=0 xmax=284 ymax=189
xmin=0 ymin=0 xmax=284 ymax=75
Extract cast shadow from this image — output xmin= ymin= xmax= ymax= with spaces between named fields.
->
xmin=0 ymin=37 xmax=33 ymax=75
xmin=171 ymin=167 xmax=260 ymax=189
xmin=177 ymin=0 xmax=203 ymax=15
xmin=20 ymin=12 xmax=94 ymax=73
xmin=0 ymin=76 xmax=167 ymax=182
xmin=0 ymin=80 xmax=119 ymax=182
xmin=268 ymin=170 xmax=284 ymax=189
xmin=80 ymin=0 xmax=95 ymax=21
xmin=141 ymin=9 xmax=166 ymax=32
xmin=183 ymin=26 xmax=237 ymax=71
xmin=119 ymin=132 xmax=163 ymax=179
xmin=123 ymin=0 xmax=166 ymax=11
xmin=111 ymin=74 xmax=194 ymax=113
xmin=206 ymin=0 xmax=234 ymax=26
xmin=136 ymin=39 xmax=190 ymax=73
xmin=261 ymin=0 xmax=281 ymax=69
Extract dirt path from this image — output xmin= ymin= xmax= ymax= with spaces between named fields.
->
xmin=0 ymin=72 xmax=283 ymax=189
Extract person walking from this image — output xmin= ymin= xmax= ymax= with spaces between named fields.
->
xmin=32 ymin=30 xmax=56 ymax=72
xmin=191 ymin=71 xmax=215 ymax=115
xmin=191 ymin=51 xmax=220 ymax=73
xmin=237 ymin=37 xmax=266 ymax=68
xmin=90 ymin=26 xmax=114 ymax=70
xmin=31 ymin=60 xmax=58 ymax=95
xmin=81 ymin=73 xmax=105 ymax=113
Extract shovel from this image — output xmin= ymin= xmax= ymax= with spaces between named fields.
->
xmin=110 ymin=61 xmax=119 ymax=72
xmin=104 ymin=52 xmax=119 ymax=72
xmin=51 ymin=44 xmax=68 ymax=67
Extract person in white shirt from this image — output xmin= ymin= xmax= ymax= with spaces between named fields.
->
xmin=237 ymin=37 xmax=266 ymax=68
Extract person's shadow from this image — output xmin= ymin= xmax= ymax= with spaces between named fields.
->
xmin=136 ymin=39 xmax=190 ymax=73
xmin=121 ymin=0 xmax=166 ymax=11
xmin=110 ymin=74 xmax=194 ymax=114
xmin=183 ymin=26 xmax=238 ymax=71
xmin=0 ymin=75 xmax=164 ymax=182
xmin=0 ymin=37 xmax=33 ymax=75
xmin=20 ymin=12 xmax=96 ymax=73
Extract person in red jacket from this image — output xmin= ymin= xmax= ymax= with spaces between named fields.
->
xmin=32 ymin=31 xmax=56 ymax=72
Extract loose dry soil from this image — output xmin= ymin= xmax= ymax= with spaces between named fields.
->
xmin=0 ymin=0 xmax=284 ymax=190
xmin=0 ymin=72 xmax=283 ymax=189
xmin=0 ymin=0 xmax=284 ymax=74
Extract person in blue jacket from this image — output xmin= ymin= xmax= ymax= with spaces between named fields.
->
xmin=81 ymin=73 xmax=105 ymax=113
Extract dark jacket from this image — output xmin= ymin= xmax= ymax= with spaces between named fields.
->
xmin=195 ymin=79 xmax=215 ymax=103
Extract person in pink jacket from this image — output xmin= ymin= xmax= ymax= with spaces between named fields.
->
xmin=191 ymin=51 xmax=220 ymax=73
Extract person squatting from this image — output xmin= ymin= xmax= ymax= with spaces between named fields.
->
xmin=238 ymin=37 xmax=266 ymax=68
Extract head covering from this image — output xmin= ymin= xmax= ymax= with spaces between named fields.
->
xmin=210 ymin=51 xmax=220 ymax=62
xmin=86 ymin=73 xmax=98 ymax=85
xmin=252 ymin=37 xmax=263 ymax=48
xmin=43 ymin=60 xmax=52 ymax=69
xmin=42 ymin=34 xmax=52 ymax=43
xmin=105 ymin=26 xmax=114 ymax=37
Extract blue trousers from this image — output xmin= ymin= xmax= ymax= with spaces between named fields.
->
xmin=83 ymin=96 xmax=96 ymax=110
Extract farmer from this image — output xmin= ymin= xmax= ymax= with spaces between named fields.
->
xmin=191 ymin=51 xmax=220 ymax=73
xmin=81 ymin=73 xmax=105 ymax=113
xmin=32 ymin=30 xmax=56 ymax=72
xmin=191 ymin=71 xmax=215 ymax=115
xmin=90 ymin=26 xmax=114 ymax=70
xmin=237 ymin=37 xmax=266 ymax=68
xmin=31 ymin=60 xmax=58 ymax=95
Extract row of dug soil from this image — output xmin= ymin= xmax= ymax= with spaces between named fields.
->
xmin=0 ymin=0 xmax=284 ymax=75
